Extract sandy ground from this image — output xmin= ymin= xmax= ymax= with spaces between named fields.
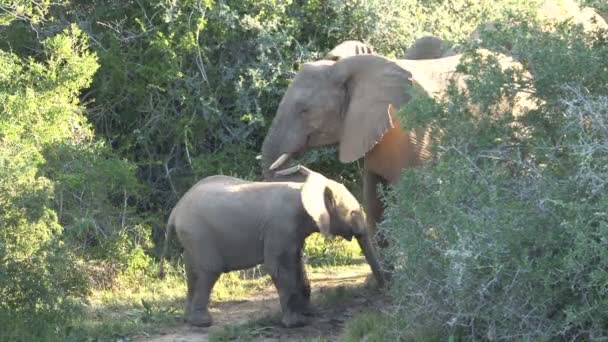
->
xmin=136 ymin=264 xmax=389 ymax=342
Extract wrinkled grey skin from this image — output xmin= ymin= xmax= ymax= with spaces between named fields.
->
xmin=160 ymin=167 xmax=385 ymax=328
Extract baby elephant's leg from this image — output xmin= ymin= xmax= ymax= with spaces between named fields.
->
xmin=295 ymin=252 xmax=312 ymax=315
xmin=188 ymin=268 xmax=220 ymax=327
xmin=265 ymin=249 xmax=310 ymax=327
xmin=183 ymin=252 xmax=197 ymax=320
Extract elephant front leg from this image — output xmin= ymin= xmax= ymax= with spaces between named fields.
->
xmin=363 ymin=164 xmax=389 ymax=248
xmin=295 ymin=252 xmax=312 ymax=315
xmin=363 ymin=162 xmax=394 ymax=286
xmin=265 ymin=251 xmax=310 ymax=327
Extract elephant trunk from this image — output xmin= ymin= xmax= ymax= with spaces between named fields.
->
xmin=261 ymin=115 xmax=288 ymax=179
xmin=261 ymin=113 xmax=307 ymax=180
xmin=356 ymin=234 xmax=387 ymax=288
xmin=261 ymin=137 xmax=276 ymax=179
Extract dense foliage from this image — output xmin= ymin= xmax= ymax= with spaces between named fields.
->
xmin=0 ymin=24 xmax=134 ymax=338
xmin=1 ymin=0 xmax=606 ymax=340
xmin=384 ymin=15 xmax=608 ymax=341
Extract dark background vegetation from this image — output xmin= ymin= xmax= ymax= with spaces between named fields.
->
xmin=0 ymin=0 xmax=606 ymax=340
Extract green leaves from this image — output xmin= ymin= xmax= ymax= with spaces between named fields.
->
xmin=383 ymin=16 xmax=608 ymax=341
xmin=0 ymin=20 xmax=138 ymax=340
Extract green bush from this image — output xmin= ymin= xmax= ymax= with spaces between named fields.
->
xmin=0 ymin=0 xmax=540 ymax=269
xmin=304 ymin=233 xmax=362 ymax=267
xmin=4 ymin=0 xmax=605 ymax=339
xmin=0 ymin=25 xmax=100 ymax=339
xmin=382 ymin=20 xmax=608 ymax=340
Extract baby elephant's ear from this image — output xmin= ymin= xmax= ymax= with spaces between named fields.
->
xmin=301 ymin=173 xmax=334 ymax=236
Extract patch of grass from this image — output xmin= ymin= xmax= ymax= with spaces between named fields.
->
xmin=70 ymin=263 xmax=370 ymax=340
xmin=315 ymin=285 xmax=360 ymax=308
xmin=304 ymin=233 xmax=362 ymax=267
xmin=209 ymin=315 xmax=279 ymax=342
xmin=212 ymin=270 xmax=273 ymax=301
xmin=72 ymin=265 xmax=274 ymax=340
xmin=71 ymin=272 xmax=186 ymax=340
xmin=341 ymin=311 xmax=396 ymax=342
xmin=342 ymin=311 xmax=449 ymax=342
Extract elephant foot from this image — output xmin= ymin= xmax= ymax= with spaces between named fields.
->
xmin=188 ymin=310 xmax=213 ymax=327
xmin=296 ymin=301 xmax=313 ymax=316
xmin=364 ymin=270 xmax=392 ymax=289
xmin=291 ymin=295 xmax=312 ymax=316
xmin=281 ymin=311 xmax=310 ymax=328
xmin=363 ymin=273 xmax=382 ymax=289
xmin=302 ymin=305 xmax=314 ymax=316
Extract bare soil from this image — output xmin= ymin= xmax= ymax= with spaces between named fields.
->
xmin=137 ymin=265 xmax=389 ymax=342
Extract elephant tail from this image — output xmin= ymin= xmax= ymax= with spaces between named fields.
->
xmin=158 ymin=214 xmax=175 ymax=279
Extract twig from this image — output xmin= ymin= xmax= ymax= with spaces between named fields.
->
xmin=164 ymin=160 xmax=178 ymax=196
xmin=184 ymin=131 xmax=193 ymax=168
xmin=121 ymin=188 xmax=127 ymax=229
xmin=191 ymin=4 xmax=209 ymax=84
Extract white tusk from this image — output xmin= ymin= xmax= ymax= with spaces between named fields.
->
xmin=275 ymin=165 xmax=301 ymax=176
xmin=255 ymin=155 xmax=262 ymax=160
xmin=269 ymin=153 xmax=291 ymax=171
xmin=275 ymin=164 xmax=312 ymax=176
xmin=297 ymin=166 xmax=312 ymax=175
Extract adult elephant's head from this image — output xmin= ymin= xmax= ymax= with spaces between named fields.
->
xmin=261 ymin=54 xmax=412 ymax=177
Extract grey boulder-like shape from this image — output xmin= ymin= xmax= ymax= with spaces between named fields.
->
xmin=324 ymin=40 xmax=375 ymax=61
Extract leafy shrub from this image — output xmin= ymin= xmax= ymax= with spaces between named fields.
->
xmin=382 ymin=20 xmax=608 ymax=340
xmin=0 ymin=25 xmax=100 ymax=339
xmin=6 ymin=0 xmax=604 ymax=338
xmin=0 ymin=21 xmax=150 ymax=339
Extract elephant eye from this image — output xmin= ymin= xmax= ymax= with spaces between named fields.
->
xmin=296 ymin=105 xmax=308 ymax=116
xmin=293 ymin=100 xmax=308 ymax=115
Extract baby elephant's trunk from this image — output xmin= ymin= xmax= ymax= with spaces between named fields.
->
xmin=356 ymin=234 xmax=387 ymax=288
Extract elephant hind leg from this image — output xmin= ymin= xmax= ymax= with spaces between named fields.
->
xmin=184 ymin=252 xmax=196 ymax=320
xmin=188 ymin=268 xmax=220 ymax=327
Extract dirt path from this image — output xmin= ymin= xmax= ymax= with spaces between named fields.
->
xmin=137 ymin=265 xmax=389 ymax=342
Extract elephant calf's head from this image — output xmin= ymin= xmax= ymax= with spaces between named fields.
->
xmin=275 ymin=165 xmax=386 ymax=287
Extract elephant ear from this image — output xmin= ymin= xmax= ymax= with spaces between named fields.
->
xmin=301 ymin=172 xmax=334 ymax=236
xmin=333 ymin=55 xmax=413 ymax=163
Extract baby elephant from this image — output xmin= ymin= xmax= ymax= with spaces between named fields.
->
xmin=160 ymin=165 xmax=385 ymax=328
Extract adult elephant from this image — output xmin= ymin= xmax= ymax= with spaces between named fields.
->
xmin=260 ymin=49 xmax=533 ymax=247
xmin=323 ymin=37 xmax=448 ymax=61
